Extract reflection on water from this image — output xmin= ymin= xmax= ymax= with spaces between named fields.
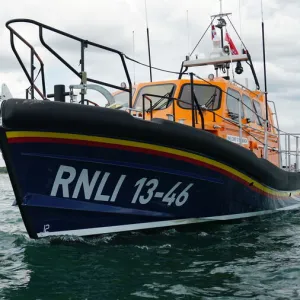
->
xmin=1 ymin=174 xmax=300 ymax=299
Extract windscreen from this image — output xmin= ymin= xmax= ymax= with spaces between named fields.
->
xmin=134 ymin=84 xmax=175 ymax=110
xmin=179 ymin=84 xmax=221 ymax=110
xmin=113 ymin=88 xmax=136 ymax=107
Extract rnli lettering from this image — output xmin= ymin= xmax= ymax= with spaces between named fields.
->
xmin=50 ymin=165 xmax=76 ymax=198
xmin=50 ymin=165 xmax=126 ymax=202
xmin=72 ymin=169 xmax=101 ymax=200
xmin=50 ymin=165 xmax=193 ymax=207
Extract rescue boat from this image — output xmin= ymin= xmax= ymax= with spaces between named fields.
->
xmin=1 ymin=7 xmax=300 ymax=239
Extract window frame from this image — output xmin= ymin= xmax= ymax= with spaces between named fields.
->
xmin=133 ymin=83 xmax=176 ymax=111
xmin=113 ymin=88 xmax=136 ymax=106
xmin=226 ymin=88 xmax=244 ymax=119
xmin=177 ymin=83 xmax=222 ymax=110
xmin=242 ymin=94 xmax=255 ymax=123
xmin=253 ymin=100 xmax=264 ymax=126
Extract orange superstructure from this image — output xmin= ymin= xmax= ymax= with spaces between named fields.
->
xmin=107 ymin=6 xmax=282 ymax=169
xmin=112 ymin=77 xmax=279 ymax=167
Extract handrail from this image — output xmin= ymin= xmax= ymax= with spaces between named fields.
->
xmin=189 ymin=73 xmax=205 ymax=129
xmin=138 ymin=89 xmax=299 ymax=173
xmin=142 ymin=95 xmax=153 ymax=120
xmin=279 ymin=133 xmax=300 ymax=172
xmin=5 ymin=18 xmax=133 ymax=107
xmin=232 ymin=79 xmax=264 ymax=99
xmin=5 ymin=20 xmax=299 ymax=171
xmin=7 ymin=25 xmax=46 ymax=99
xmin=190 ymin=72 xmax=292 ymax=166
xmin=139 ymin=92 xmax=205 ymax=129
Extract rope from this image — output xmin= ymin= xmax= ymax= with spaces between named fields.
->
xmin=190 ymin=16 xmax=217 ymax=56
xmin=124 ymin=55 xmax=187 ymax=75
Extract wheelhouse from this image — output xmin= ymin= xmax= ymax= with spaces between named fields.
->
xmin=118 ymin=77 xmax=279 ymax=166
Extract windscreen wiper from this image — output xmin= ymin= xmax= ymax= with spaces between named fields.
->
xmin=147 ymin=88 xmax=174 ymax=112
xmin=203 ymin=90 xmax=217 ymax=110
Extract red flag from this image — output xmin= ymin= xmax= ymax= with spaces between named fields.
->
xmin=225 ymin=30 xmax=239 ymax=55
xmin=211 ymin=25 xmax=217 ymax=40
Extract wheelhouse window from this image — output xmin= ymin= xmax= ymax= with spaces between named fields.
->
xmin=226 ymin=88 xmax=244 ymax=119
xmin=242 ymin=94 xmax=255 ymax=122
xmin=113 ymin=88 xmax=136 ymax=107
xmin=178 ymin=84 xmax=221 ymax=110
xmin=134 ymin=84 xmax=175 ymax=110
xmin=253 ymin=100 xmax=264 ymax=126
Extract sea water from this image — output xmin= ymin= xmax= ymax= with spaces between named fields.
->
xmin=0 ymin=174 xmax=299 ymax=299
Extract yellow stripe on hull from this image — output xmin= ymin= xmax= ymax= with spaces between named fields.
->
xmin=6 ymin=131 xmax=300 ymax=197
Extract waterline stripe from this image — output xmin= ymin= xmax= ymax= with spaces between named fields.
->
xmin=37 ymin=204 xmax=300 ymax=238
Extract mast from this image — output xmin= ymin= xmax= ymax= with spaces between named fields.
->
xmin=261 ymin=0 xmax=269 ymax=159
xmin=239 ymin=0 xmax=243 ymax=51
xmin=144 ymin=0 xmax=153 ymax=82
xmin=216 ymin=0 xmax=225 ymax=48
xmin=132 ymin=30 xmax=136 ymax=85
xmin=261 ymin=0 xmax=268 ymax=122
xmin=187 ymin=10 xmax=190 ymax=56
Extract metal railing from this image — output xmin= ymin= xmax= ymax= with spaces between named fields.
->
xmin=140 ymin=92 xmax=205 ymax=129
xmin=191 ymin=73 xmax=300 ymax=172
xmin=6 ymin=18 xmax=298 ymax=172
xmin=280 ymin=133 xmax=300 ymax=172
xmin=135 ymin=86 xmax=299 ymax=172
xmin=6 ymin=18 xmax=133 ymax=106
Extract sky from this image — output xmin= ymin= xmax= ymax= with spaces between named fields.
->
xmin=0 ymin=0 xmax=300 ymax=167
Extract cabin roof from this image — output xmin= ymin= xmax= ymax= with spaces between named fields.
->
xmin=112 ymin=77 xmax=264 ymax=102
xmin=134 ymin=77 xmax=229 ymax=86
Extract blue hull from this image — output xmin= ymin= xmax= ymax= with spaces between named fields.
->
xmin=2 ymin=131 xmax=300 ymax=239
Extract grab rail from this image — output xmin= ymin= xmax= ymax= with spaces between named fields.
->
xmin=140 ymin=92 xmax=205 ymax=129
xmin=5 ymin=20 xmax=298 ymax=172
xmin=279 ymin=133 xmax=300 ymax=172
xmin=138 ymin=89 xmax=299 ymax=172
xmin=6 ymin=18 xmax=133 ymax=106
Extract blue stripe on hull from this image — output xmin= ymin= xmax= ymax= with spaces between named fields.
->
xmin=7 ymin=141 xmax=300 ymax=238
xmin=22 ymin=205 xmax=170 ymax=235
xmin=22 ymin=152 xmax=224 ymax=184
xmin=24 ymin=193 xmax=173 ymax=217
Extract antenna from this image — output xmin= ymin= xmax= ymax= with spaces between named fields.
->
xmin=261 ymin=0 xmax=268 ymax=120
xmin=187 ymin=10 xmax=190 ymax=56
xmin=239 ymin=0 xmax=243 ymax=50
xmin=261 ymin=0 xmax=269 ymax=159
xmin=132 ymin=30 xmax=136 ymax=85
xmin=215 ymin=0 xmax=226 ymax=48
xmin=144 ymin=0 xmax=153 ymax=82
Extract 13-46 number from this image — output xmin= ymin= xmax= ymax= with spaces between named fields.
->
xmin=131 ymin=177 xmax=193 ymax=207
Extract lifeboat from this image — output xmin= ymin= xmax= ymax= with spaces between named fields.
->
xmin=1 ymin=10 xmax=300 ymax=239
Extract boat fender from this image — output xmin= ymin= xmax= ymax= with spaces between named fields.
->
xmin=249 ymin=140 xmax=258 ymax=151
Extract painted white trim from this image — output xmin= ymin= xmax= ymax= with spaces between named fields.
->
xmin=37 ymin=204 xmax=300 ymax=238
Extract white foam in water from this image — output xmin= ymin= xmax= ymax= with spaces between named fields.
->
xmin=131 ymin=291 xmax=159 ymax=299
